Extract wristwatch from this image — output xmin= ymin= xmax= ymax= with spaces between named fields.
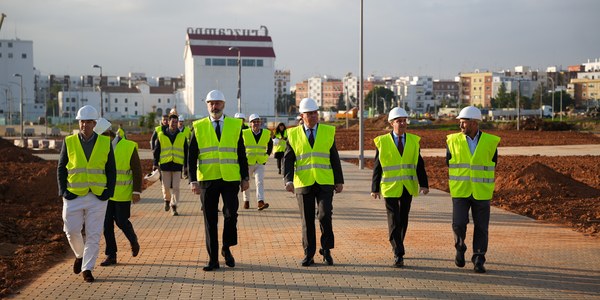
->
xmin=243 ymin=177 xmax=249 ymax=181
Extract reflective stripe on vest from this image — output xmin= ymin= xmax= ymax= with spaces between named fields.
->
xmin=65 ymin=134 xmax=110 ymax=196
xmin=111 ymin=139 xmax=137 ymax=201
xmin=158 ymin=131 xmax=186 ymax=165
xmin=374 ymin=133 xmax=420 ymax=197
xmin=243 ymin=129 xmax=270 ymax=165
xmin=288 ymin=124 xmax=335 ymax=188
xmin=193 ymin=117 xmax=242 ymax=182
xmin=447 ymin=132 xmax=500 ymax=200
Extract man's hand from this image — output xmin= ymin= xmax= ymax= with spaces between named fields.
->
xmin=241 ymin=180 xmax=250 ymax=192
xmin=370 ymin=192 xmax=380 ymax=199
xmin=334 ymin=184 xmax=343 ymax=194
xmin=132 ymin=194 xmax=141 ymax=204
xmin=191 ymin=182 xmax=200 ymax=195
xmin=285 ymin=182 xmax=294 ymax=193
xmin=420 ymin=187 xmax=429 ymax=195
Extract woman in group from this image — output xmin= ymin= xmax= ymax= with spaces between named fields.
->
xmin=273 ymin=122 xmax=287 ymax=175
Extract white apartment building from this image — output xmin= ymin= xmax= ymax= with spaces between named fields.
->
xmin=393 ymin=76 xmax=435 ymax=114
xmin=183 ymin=26 xmax=276 ymax=118
xmin=0 ymin=39 xmax=40 ymax=124
xmin=582 ymin=58 xmax=600 ymax=72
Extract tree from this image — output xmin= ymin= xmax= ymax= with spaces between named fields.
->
xmin=491 ymin=82 xmax=515 ymax=108
xmin=365 ymin=87 xmax=395 ymax=114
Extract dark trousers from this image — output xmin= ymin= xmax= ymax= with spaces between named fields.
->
xmin=296 ymin=185 xmax=334 ymax=258
xmin=200 ymin=180 xmax=240 ymax=264
xmin=274 ymin=152 xmax=284 ymax=172
xmin=103 ymin=200 xmax=138 ymax=257
xmin=452 ymin=196 xmax=490 ymax=264
xmin=384 ymin=187 xmax=413 ymax=258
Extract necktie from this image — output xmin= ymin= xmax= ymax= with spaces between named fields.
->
xmin=308 ymin=129 xmax=315 ymax=147
xmin=215 ymin=120 xmax=221 ymax=140
xmin=397 ymin=136 xmax=404 ymax=156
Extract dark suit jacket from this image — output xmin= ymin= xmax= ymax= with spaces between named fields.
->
xmin=370 ymin=132 xmax=429 ymax=193
xmin=283 ymin=124 xmax=344 ymax=194
xmin=187 ymin=120 xmax=249 ymax=189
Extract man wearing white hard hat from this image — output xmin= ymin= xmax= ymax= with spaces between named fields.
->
xmin=234 ymin=112 xmax=249 ymax=129
xmin=241 ymin=113 xmax=273 ymax=210
xmin=447 ymin=106 xmax=500 ymax=274
xmin=371 ymin=107 xmax=429 ymax=268
xmin=96 ymin=125 xmax=143 ymax=268
xmin=57 ymin=105 xmax=116 ymax=282
xmin=284 ymin=97 xmax=344 ymax=267
xmin=188 ymin=89 xmax=250 ymax=271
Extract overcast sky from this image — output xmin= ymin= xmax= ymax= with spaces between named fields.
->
xmin=2 ymin=0 xmax=599 ymax=84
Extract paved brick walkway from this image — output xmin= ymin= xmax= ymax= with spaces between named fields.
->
xmin=12 ymin=161 xmax=600 ymax=299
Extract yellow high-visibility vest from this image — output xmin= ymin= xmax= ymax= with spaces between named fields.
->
xmin=447 ymin=132 xmax=500 ymax=200
xmin=111 ymin=139 xmax=137 ymax=201
xmin=243 ymin=129 xmax=270 ymax=165
xmin=274 ymin=130 xmax=287 ymax=153
xmin=374 ymin=133 xmax=420 ymax=197
xmin=158 ymin=131 xmax=186 ymax=165
xmin=65 ymin=134 xmax=110 ymax=196
xmin=192 ymin=117 xmax=242 ymax=182
xmin=288 ymin=124 xmax=335 ymax=188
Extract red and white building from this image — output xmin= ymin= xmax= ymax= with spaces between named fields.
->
xmin=183 ymin=26 xmax=276 ymax=118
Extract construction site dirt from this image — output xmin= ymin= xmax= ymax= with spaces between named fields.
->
xmin=1 ymin=121 xmax=599 ymax=297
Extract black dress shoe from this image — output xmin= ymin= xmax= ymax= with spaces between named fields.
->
xmin=100 ymin=256 xmax=117 ymax=266
xmin=301 ymin=256 xmax=314 ymax=267
xmin=202 ymin=263 xmax=220 ymax=271
xmin=73 ymin=258 xmax=83 ymax=274
xmin=82 ymin=270 xmax=95 ymax=282
xmin=474 ymin=262 xmax=486 ymax=273
xmin=221 ymin=248 xmax=235 ymax=268
xmin=319 ymin=249 xmax=333 ymax=265
xmin=393 ymin=256 xmax=404 ymax=268
xmin=455 ymin=251 xmax=466 ymax=268
xmin=131 ymin=241 xmax=140 ymax=257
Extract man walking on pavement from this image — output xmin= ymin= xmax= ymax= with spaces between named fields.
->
xmin=188 ymin=90 xmax=250 ymax=271
xmin=242 ymin=113 xmax=273 ymax=210
xmin=154 ymin=113 xmax=188 ymax=216
xmin=284 ymin=97 xmax=344 ymax=267
xmin=447 ymin=106 xmax=500 ymax=273
xmin=57 ymin=105 xmax=116 ymax=283
xmin=371 ymin=107 xmax=429 ymax=268
xmin=98 ymin=126 xmax=143 ymax=267
xmin=150 ymin=114 xmax=169 ymax=150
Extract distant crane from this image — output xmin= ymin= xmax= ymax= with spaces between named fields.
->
xmin=0 ymin=13 xmax=6 ymax=32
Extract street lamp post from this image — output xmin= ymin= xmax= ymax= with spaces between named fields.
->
xmin=13 ymin=74 xmax=24 ymax=145
xmin=548 ymin=77 xmax=555 ymax=120
xmin=93 ymin=64 xmax=103 ymax=117
xmin=228 ymin=47 xmax=242 ymax=113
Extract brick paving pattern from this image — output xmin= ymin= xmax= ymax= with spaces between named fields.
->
xmin=12 ymin=161 xmax=600 ymax=299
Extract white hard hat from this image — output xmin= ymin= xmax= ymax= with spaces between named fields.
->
xmin=457 ymin=106 xmax=482 ymax=120
xmin=178 ymin=115 xmax=185 ymax=121
xmin=299 ymin=98 xmax=319 ymax=113
xmin=206 ymin=90 xmax=226 ymax=102
xmin=272 ymin=138 xmax=280 ymax=145
xmin=387 ymin=107 xmax=409 ymax=121
xmin=234 ymin=112 xmax=246 ymax=119
xmin=248 ymin=114 xmax=260 ymax=122
xmin=93 ymin=118 xmax=112 ymax=135
xmin=144 ymin=169 xmax=160 ymax=183
xmin=75 ymin=105 xmax=99 ymax=121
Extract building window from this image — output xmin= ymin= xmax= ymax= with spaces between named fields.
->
xmin=227 ymin=59 xmax=237 ymax=66
xmin=257 ymin=60 xmax=263 ymax=67
xmin=21 ymin=53 xmax=27 ymax=59
xmin=212 ymin=58 xmax=226 ymax=66
xmin=167 ymin=98 xmax=170 ymax=103
xmin=125 ymin=107 xmax=128 ymax=112
xmin=205 ymin=58 xmax=212 ymax=66
xmin=115 ymin=98 xmax=118 ymax=103
xmin=135 ymin=111 xmax=138 ymax=115
xmin=135 ymin=102 xmax=138 ymax=107
xmin=242 ymin=59 xmax=255 ymax=67
xmin=158 ymin=98 xmax=161 ymax=103
xmin=125 ymin=98 xmax=128 ymax=103
xmin=115 ymin=107 xmax=118 ymax=112
xmin=8 ymin=42 xmax=13 ymax=48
